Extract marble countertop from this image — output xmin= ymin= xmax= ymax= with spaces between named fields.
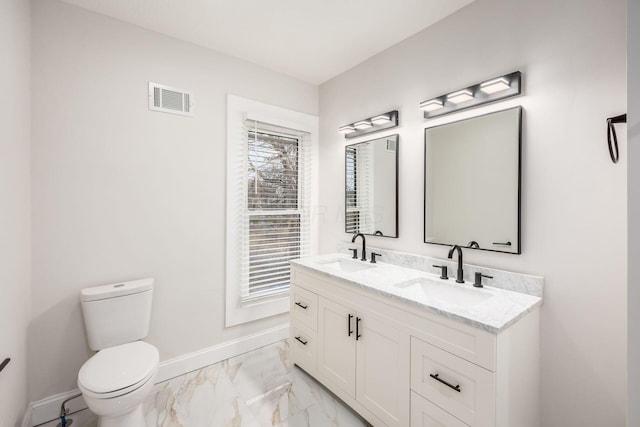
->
xmin=291 ymin=253 xmax=542 ymax=334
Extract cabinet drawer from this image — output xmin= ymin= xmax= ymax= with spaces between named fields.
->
xmin=411 ymin=337 xmax=495 ymax=426
xmin=291 ymin=322 xmax=317 ymax=373
xmin=411 ymin=392 xmax=469 ymax=427
xmin=291 ymin=285 xmax=318 ymax=331
xmin=409 ymin=316 xmax=496 ymax=372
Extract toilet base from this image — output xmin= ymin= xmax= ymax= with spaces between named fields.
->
xmin=98 ymin=405 xmax=145 ymax=427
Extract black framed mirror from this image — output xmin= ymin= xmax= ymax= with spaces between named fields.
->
xmin=424 ymin=107 xmax=522 ymax=254
xmin=345 ymin=134 xmax=398 ymax=238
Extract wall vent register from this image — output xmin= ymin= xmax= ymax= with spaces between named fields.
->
xmin=148 ymin=82 xmax=193 ymax=116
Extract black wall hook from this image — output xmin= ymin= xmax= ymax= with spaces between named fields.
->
xmin=607 ymin=114 xmax=627 ymax=164
xmin=0 ymin=358 xmax=10 ymax=374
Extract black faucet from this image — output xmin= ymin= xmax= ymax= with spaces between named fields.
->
xmin=447 ymin=245 xmax=464 ymax=283
xmin=351 ymin=233 xmax=367 ymax=261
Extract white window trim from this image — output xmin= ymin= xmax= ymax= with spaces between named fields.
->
xmin=226 ymin=94 xmax=319 ymax=327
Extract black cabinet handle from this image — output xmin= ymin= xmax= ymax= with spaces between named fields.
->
xmin=492 ymin=241 xmax=512 ymax=246
xmin=295 ymin=301 xmax=308 ymax=310
xmin=0 ymin=358 xmax=10 ymax=374
xmin=356 ymin=317 xmax=362 ymax=340
xmin=348 ymin=314 xmax=354 ymax=337
xmin=294 ymin=336 xmax=308 ymax=346
xmin=429 ymin=373 xmax=461 ymax=392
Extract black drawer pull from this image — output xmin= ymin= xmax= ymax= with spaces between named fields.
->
xmin=348 ymin=314 xmax=354 ymax=336
xmin=492 ymin=241 xmax=512 ymax=246
xmin=295 ymin=301 xmax=308 ymax=310
xmin=0 ymin=358 xmax=10 ymax=374
xmin=294 ymin=336 xmax=308 ymax=345
xmin=430 ymin=373 xmax=461 ymax=392
xmin=356 ymin=317 xmax=362 ymax=340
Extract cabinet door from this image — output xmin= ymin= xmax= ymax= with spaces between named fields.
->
xmin=356 ymin=310 xmax=410 ymax=427
xmin=317 ymin=297 xmax=356 ymax=398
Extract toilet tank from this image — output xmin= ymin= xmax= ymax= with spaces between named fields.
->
xmin=80 ymin=278 xmax=154 ymax=351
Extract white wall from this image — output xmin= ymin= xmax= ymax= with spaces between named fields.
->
xmin=30 ymin=0 xmax=318 ymax=401
xmin=319 ymin=0 xmax=627 ymax=425
xmin=0 ymin=0 xmax=31 ymax=424
xmin=628 ymin=0 xmax=639 ymax=424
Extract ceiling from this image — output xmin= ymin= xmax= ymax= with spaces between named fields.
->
xmin=59 ymin=0 xmax=475 ymax=85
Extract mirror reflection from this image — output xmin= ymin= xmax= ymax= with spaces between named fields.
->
xmin=424 ymin=107 xmax=521 ymax=254
xmin=345 ymin=135 xmax=398 ymax=238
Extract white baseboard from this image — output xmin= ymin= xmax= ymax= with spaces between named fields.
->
xmin=156 ymin=323 xmax=289 ymax=382
xmin=28 ymin=324 xmax=289 ymax=426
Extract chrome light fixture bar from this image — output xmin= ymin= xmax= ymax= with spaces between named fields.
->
xmin=420 ymin=71 xmax=521 ymax=119
xmin=339 ymin=110 xmax=399 ymax=139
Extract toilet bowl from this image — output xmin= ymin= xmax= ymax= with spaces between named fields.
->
xmin=78 ymin=341 xmax=159 ymax=427
xmin=78 ymin=278 xmax=157 ymax=427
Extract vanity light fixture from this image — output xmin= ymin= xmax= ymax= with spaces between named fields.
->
xmin=339 ymin=110 xmax=399 ymax=139
xmin=419 ymin=99 xmax=444 ymax=112
xmin=480 ymin=77 xmax=511 ymax=94
xmin=354 ymin=120 xmax=372 ymax=130
xmin=447 ymin=89 xmax=474 ymax=104
xmin=339 ymin=125 xmax=357 ymax=135
xmin=370 ymin=114 xmax=391 ymax=125
xmin=421 ymin=71 xmax=522 ymax=119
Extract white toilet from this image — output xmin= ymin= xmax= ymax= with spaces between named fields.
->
xmin=78 ymin=278 xmax=159 ymax=427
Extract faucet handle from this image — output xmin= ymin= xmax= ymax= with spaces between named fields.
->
xmin=349 ymin=248 xmax=358 ymax=259
xmin=473 ymin=272 xmax=493 ymax=288
xmin=370 ymin=252 xmax=382 ymax=264
xmin=433 ymin=265 xmax=449 ymax=280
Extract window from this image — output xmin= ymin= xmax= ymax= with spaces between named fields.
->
xmin=245 ymin=127 xmax=302 ymax=301
xmin=226 ymin=95 xmax=318 ymax=327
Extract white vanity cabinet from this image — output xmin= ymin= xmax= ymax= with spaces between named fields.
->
xmin=290 ymin=264 xmax=540 ymax=427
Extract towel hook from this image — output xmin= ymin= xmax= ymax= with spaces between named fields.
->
xmin=607 ymin=114 xmax=627 ymax=164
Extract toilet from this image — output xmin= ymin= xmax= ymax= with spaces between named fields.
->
xmin=77 ymin=278 xmax=159 ymax=427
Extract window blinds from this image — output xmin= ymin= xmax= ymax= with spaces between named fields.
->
xmin=345 ymin=146 xmax=360 ymax=233
xmin=238 ymin=120 xmax=312 ymax=302
xmin=345 ymin=144 xmax=372 ymax=234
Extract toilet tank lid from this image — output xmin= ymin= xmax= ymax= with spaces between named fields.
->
xmin=81 ymin=278 xmax=154 ymax=302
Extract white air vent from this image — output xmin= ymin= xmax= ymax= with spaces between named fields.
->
xmin=148 ymin=82 xmax=193 ymax=116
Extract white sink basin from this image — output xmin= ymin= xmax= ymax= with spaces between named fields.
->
xmin=395 ymin=277 xmax=492 ymax=307
xmin=318 ymin=258 xmax=375 ymax=273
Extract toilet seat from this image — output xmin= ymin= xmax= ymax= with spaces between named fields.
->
xmin=78 ymin=341 xmax=159 ymax=399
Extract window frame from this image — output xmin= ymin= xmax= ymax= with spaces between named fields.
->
xmin=226 ymin=95 xmax=318 ymax=327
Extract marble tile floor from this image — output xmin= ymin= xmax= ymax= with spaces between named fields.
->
xmin=38 ymin=340 xmax=371 ymax=427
